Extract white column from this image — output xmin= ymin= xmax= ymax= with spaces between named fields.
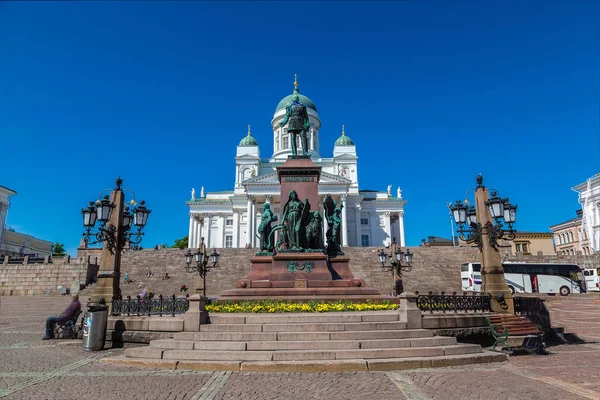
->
xmin=217 ymin=214 xmax=225 ymax=248
xmin=399 ymin=211 xmax=406 ymax=246
xmin=188 ymin=214 xmax=194 ymax=248
xmin=198 ymin=218 xmax=204 ymax=246
xmin=355 ymin=205 xmax=361 ymax=247
xmin=233 ymin=211 xmax=240 ymax=248
xmin=246 ymin=197 xmax=253 ymax=247
xmin=384 ymin=212 xmax=391 ymax=245
xmin=341 ymin=195 xmax=348 ymax=246
xmin=205 ymin=214 xmax=212 ymax=248
xmin=193 ymin=217 xmax=200 ymax=248
xmin=369 ymin=211 xmax=376 ymax=246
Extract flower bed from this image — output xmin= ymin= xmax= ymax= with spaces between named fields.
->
xmin=206 ymin=300 xmax=398 ymax=313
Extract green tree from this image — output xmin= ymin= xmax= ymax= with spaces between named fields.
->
xmin=161 ymin=243 xmax=170 ymax=249
xmin=52 ymin=243 xmax=66 ymax=256
xmin=172 ymin=236 xmax=188 ymax=249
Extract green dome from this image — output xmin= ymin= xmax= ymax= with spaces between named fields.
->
xmin=239 ymin=135 xmax=258 ymax=146
xmin=335 ymin=126 xmax=355 ymax=146
xmin=276 ymin=91 xmax=318 ymax=113
xmin=239 ymin=125 xmax=258 ymax=146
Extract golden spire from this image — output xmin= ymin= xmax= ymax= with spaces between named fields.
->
xmin=342 ymin=125 xmax=345 ymax=136
xmin=247 ymin=124 xmax=251 ymax=136
xmin=293 ymin=74 xmax=299 ymax=92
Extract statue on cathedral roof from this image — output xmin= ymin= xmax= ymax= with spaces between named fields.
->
xmin=279 ymin=76 xmax=311 ymax=157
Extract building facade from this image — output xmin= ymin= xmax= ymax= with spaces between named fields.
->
xmin=510 ymin=232 xmax=555 ymax=255
xmin=573 ymin=173 xmax=600 ymax=254
xmin=0 ymin=185 xmax=17 ymax=250
xmin=187 ymin=78 xmax=407 ymax=249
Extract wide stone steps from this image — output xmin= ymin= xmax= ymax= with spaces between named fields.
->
xmin=104 ymin=311 xmax=508 ymax=372
xmin=126 ymin=343 xmax=483 ymax=362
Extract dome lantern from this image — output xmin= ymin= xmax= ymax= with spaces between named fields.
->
xmin=275 ymin=74 xmax=318 ymax=112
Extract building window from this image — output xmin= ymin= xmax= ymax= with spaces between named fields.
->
xmin=283 ymin=136 xmax=289 ymax=149
xmin=360 ymin=218 xmax=369 ymax=225
xmin=361 ymin=235 xmax=370 ymax=247
xmin=226 ymin=219 xmax=233 ymax=226
xmin=225 ymin=235 xmax=233 ymax=248
xmin=522 ymin=243 xmax=528 ymax=253
xmin=515 ymin=243 xmax=521 ymax=252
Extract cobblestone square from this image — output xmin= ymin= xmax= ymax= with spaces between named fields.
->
xmin=1 ymin=295 xmax=599 ymax=399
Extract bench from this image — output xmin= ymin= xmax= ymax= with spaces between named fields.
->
xmin=485 ymin=314 xmax=544 ymax=353
xmin=55 ymin=310 xmax=82 ymax=339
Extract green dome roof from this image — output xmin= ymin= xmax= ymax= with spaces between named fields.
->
xmin=239 ymin=125 xmax=258 ymax=146
xmin=276 ymin=91 xmax=318 ymax=113
xmin=334 ymin=126 xmax=355 ymax=146
xmin=276 ymin=77 xmax=317 ymax=112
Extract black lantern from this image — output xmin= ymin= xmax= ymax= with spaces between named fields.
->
xmin=378 ymin=249 xmax=387 ymax=266
xmin=467 ymin=206 xmax=477 ymax=226
xmin=486 ymin=194 xmax=504 ymax=219
xmin=82 ymin=202 xmax=97 ymax=227
xmin=210 ymin=248 xmax=220 ymax=265
xmin=122 ymin=207 xmax=133 ymax=230
xmin=450 ymin=200 xmax=468 ymax=225
xmin=185 ymin=250 xmax=193 ymax=265
xmin=96 ymin=196 xmax=114 ymax=222
xmin=134 ymin=200 xmax=151 ymax=227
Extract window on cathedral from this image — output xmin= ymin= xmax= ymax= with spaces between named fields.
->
xmin=283 ymin=136 xmax=289 ymax=149
xmin=361 ymin=235 xmax=370 ymax=247
xmin=225 ymin=235 xmax=233 ymax=248
xmin=360 ymin=218 xmax=369 ymax=225
xmin=226 ymin=219 xmax=233 ymax=226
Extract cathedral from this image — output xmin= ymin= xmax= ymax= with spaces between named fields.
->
xmin=186 ymin=77 xmax=407 ymax=249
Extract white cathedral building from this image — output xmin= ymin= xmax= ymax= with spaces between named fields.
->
xmin=187 ymin=78 xmax=407 ymax=249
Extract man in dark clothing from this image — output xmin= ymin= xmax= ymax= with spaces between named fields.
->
xmin=43 ymin=294 xmax=81 ymax=340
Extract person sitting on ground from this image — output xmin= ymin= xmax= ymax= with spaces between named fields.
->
xmin=43 ymin=294 xmax=81 ymax=340
xmin=147 ymin=270 xmax=153 ymax=278
xmin=163 ymin=273 xmax=170 ymax=280
xmin=124 ymin=272 xmax=130 ymax=283
xmin=180 ymin=284 xmax=188 ymax=293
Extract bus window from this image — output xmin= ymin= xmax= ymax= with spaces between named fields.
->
xmin=461 ymin=264 xmax=469 ymax=272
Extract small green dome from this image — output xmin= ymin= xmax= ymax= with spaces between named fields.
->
xmin=334 ymin=125 xmax=355 ymax=146
xmin=239 ymin=125 xmax=258 ymax=146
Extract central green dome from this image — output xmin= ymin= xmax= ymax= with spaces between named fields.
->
xmin=276 ymin=76 xmax=318 ymax=112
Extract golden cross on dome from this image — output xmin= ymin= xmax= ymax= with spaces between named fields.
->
xmin=294 ymin=74 xmax=298 ymax=89
xmin=342 ymin=125 xmax=345 ymax=136
xmin=247 ymin=124 xmax=251 ymax=136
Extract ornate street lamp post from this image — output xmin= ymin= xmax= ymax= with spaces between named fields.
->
xmin=378 ymin=238 xmax=413 ymax=296
xmin=81 ymin=177 xmax=151 ymax=308
xmin=448 ymin=175 xmax=518 ymax=313
xmin=184 ymin=237 xmax=220 ymax=297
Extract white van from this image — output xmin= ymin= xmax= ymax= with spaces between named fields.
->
xmin=583 ymin=268 xmax=600 ymax=292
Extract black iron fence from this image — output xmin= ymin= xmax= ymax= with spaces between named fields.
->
xmin=415 ymin=291 xmax=492 ymax=313
xmin=111 ymin=294 xmax=190 ymax=317
xmin=513 ymin=296 xmax=551 ymax=330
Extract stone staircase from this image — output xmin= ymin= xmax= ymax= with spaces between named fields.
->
xmin=102 ymin=311 xmax=507 ymax=372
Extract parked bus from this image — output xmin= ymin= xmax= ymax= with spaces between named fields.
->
xmin=583 ymin=268 xmax=600 ymax=292
xmin=461 ymin=262 xmax=584 ymax=296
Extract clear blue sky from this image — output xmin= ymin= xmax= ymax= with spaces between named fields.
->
xmin=1 ymin=1 xmax=598 ymax=255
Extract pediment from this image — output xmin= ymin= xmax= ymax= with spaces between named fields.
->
xmin=236 ymin=154 xmax=260 ymax=160
xmin=244 ymin=171 xmax=351 ymax=186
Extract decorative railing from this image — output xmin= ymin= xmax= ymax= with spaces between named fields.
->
xmin=513 ymin=296 xmax=551 ymax=330
xmin=111 ymin=294 xmax=190 ymax=317
xmin=415 ymin=291 xmax=492 ymax=313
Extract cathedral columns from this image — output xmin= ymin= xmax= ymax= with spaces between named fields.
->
xmin=188 ymin=214 xmax=194 ymax=248
xmin=217 ymin=214 xmax=225 ymax=248
xmin=320 ymin=196 xmax=328 ymax=246
xmin=399 ymin=211 xmax=406 ymax=246
xmin=205 ymin=214 xmax=212 ymax=248
xmin=233 ymin=210 xmax=240 ymax=247
xmin=194 ymin=217 xmax=204 ymax=248
xmin=341 ymin=195 xmax=348 ymax=247
xmin=246 ymin=196 xmax=254 ymax=247
xmin=355 ymin=204 xmax=361 ymax=247
xmin=384 ymin=212 xmax=391 ymax=245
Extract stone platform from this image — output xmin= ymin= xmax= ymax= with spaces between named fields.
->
xmin=220 ymin=252 xmax=391 ymax=301
xmin=102 ymin=311 xmax=507 ymax=372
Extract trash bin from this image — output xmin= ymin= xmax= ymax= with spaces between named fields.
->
xmin=82 ymin=299 xmax=108 ymax=351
